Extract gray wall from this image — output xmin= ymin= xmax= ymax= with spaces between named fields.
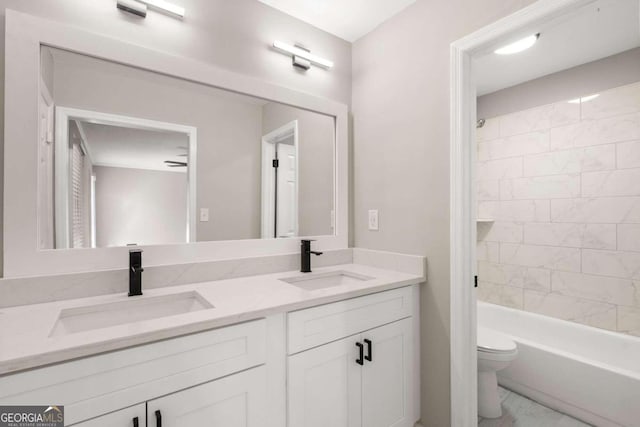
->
xmin=94 ymin=166 xmax=187 ymax=247
xmin=0 ymin=0 xmax=352 ymax=273
xmin=262 ymin=103 xmax=335 ymax=237
xmin=478 ymin=47 xmax=640 ymax=119
xmin=51 ymin=49 xmax=264 ymax=242
xmin=351 ymin=1 xmax=537 ymax=425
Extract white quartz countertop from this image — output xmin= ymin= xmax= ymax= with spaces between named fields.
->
xmin=0 ymin=263 xmax=423 ymax=376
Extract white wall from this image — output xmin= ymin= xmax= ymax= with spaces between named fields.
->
xmin=262 ymin=103 xmax=335 ymax=237
xmin=351 ymin=1 xmax=537 ymax=425
xmin=94 ymin=166 xmax=187 ymax=247
xmin=477 ymin=81 xmax=640 ymax=337
xmin=478 ymin=47 xmax=640 ymax=119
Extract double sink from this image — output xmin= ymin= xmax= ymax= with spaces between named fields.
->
xmin=49 ymin=270 xmax=374 ymax=337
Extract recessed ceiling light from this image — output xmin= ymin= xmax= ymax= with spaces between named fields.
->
xmin=568 ymin=94 xmax=600 ymax=104
xmin=494 ymin=34 xmax=540 ymax=55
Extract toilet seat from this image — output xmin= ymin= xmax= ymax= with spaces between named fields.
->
xmin=478 ymin=327 xmax=517 ymax=353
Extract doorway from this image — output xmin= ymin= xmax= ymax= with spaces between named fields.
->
xmin=261 ymin=120 xmax=299 ymax=239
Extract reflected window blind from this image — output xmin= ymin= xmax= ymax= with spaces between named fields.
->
xmin=71 ymin=141 xmax=86 ymax=248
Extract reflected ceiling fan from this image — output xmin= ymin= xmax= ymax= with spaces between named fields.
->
xmin=164 ymin=147 xmax=188 ymax=167
xmin=164 ymin=160 xmax=187 ymax=168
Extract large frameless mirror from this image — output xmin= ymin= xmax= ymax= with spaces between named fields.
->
xmin=39 ymin=46 xmax=335 ymax=249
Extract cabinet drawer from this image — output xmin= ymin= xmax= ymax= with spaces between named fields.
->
xmin=287 ymin=286 xmax=413 ymax=354
xmin=0 ymin=319 xmax=266 ymax=426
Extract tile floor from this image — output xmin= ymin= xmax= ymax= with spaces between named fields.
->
xmin=478 ymin=387 xmax=592 ymax=427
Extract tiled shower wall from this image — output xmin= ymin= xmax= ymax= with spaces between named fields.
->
xmin=476 ymin=82 xmax=640 ymax=337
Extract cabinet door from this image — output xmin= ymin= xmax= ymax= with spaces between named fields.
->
xmin=70 ymin=404 xmax=145 ymax=427
xmin=288 ymin=334 xmax=362 ymax=427
xmin=362 ymin=318 xmax=413 ymax=427
xmin=147 ymin=366 xmax=266 ymax=427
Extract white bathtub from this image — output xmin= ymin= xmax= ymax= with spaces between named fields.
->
xmin=478 ymin=302 xmax=640 ymax=427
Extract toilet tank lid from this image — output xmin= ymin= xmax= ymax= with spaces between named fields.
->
xmin=477 ymin=327 xmax=517 ymax=352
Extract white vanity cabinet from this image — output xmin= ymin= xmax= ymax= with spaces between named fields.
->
xmin=287 ymin=286 xmax=418 ymax=427
xmin=71 ymin=404 xmax=145 ymax=427
xmin=146 ymin=366 xmax=267 ymax=427
xmin=0 ymin=285 xmax=419 ymax=427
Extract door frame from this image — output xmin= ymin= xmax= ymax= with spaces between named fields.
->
xmin=448 ymin=0 xmax=596 ymax=425
xmin=54 ymin=107 xmax=198 ymax=248
xmin=261 ymin=120 xmax=299 ymax=239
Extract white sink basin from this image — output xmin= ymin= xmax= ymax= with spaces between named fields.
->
xmin=280 ymin=270 xmax=374 ymax=291
xmin=49 ymin=291 xmax=213 ymax=337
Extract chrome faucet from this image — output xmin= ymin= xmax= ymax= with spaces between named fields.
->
xmin=129 ymin=249 xmax=144 ymax=296
xmin=300 ymin=239 xmax=323 ymax=273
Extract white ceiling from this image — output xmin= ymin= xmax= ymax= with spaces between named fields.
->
xmin=475 ymin=0 xmax=640 ymax=95
xmin=257 ymin=0 xmax=417 ymax=42
xmin=80 ymin=122 xmax=189 ymax=173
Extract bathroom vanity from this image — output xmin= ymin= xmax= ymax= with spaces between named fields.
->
xmin=0 ymin=263 xmax=422 ymax=426
xmin=0 ymin=10 xmax=423 ymax=427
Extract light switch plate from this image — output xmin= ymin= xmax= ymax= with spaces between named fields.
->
xmin=200 ymin=208 xmax=209 ymax=222
xmin=368 ymin=209 xmax=379 ymax=231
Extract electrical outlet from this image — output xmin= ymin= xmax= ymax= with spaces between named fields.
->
xmin=368 ymin=210 xmax=379 ymax=231
xmin=200 ymin=208 xmax=209 ymax=222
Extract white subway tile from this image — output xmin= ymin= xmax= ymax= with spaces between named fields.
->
xmin=524 ymin=223 xmax=616 ymax=249
xmin=618 ymin=306 xmax=640 ymax=337
xmin=477 ymin=157 xmax=522 ymax=181
xmin=476 ymin=117 xmax=499 ymax=142
xmin=551 ymin=271 xmax=639 ymax=307
xmin=524 ymin=145 xmax=615 ymax=176
xmin=499 ymin=180 xmax=513 ymax=200
xmin=478 ymin=131 xmax=549 ymax=161
xmin=550 ymin=113 xmax=640 ymax=150
xmin=582 ymin=168 xmax=640 ymax=197
xmin=500 ymin=243 xmax=581 ymax=272
xmin=551 ymin=197 xmax=640 ymax=223
xmin=618 ymin=224 xmax=640 ymax=253
xmin=581 ymin=83 xmax=640 ymax=120
xmin=499 ymin=105 xmax=552 ymax=137
xmin=510 ymin=174 xmax=581 ymax=199
xmin=478 ymin=261 xmax=550 ymax=290
xmin=477 ymin=281 xmax=524 ymax=309
xmin=477 ymin=241 xmax=500 ymax=263
xmin=524 ymin=290 xmax=617 ymax=331
xmin=478 ymin=200 xmax=550 ymax=222
xmin=616 ymin=140 xmax=640 ymax=170
xmin=582 ymin=249 xmax=640 ymax=279
xmin=478 ymin=221 xmax=523 ymax=243
xmin=477 ymin=180 xmax=500 ymax=201
xmin=550 ymin=100 xmax=581 ymax=127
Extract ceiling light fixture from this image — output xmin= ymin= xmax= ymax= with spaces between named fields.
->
xmin=273 ymin=41 xmax=334 ymax=70
xmin=568 ymin=94 xmax=600 ymax=104
xmin=494 ymin=33 xmax=540 ymax=55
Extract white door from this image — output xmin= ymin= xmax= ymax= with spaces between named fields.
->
xmin=362 ymin=318 xmax=414 ymax=427
xmin=288 ymin=334 xmax=362 ymax=427
xmin=276 ymin=142 xmax=297 ymax=237
xmin=71 ymin=404 xmax=145 ymax=427
xmin=147 ymin=366 xmax=267 ymax=427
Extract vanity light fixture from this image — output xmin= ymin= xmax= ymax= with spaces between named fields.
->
xmin=117 ymin=0 xmax=185 ymax=18
xmin=273 ymin=41 xmax=334 ymax=70
xmin=138 ymin=0 xmax=185 ymax=18
xmin=494 ymin=33 xmax=540 ymax=55
xmin=568 ymin=94 xmax=600 ymax=104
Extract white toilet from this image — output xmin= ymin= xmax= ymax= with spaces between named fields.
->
xmin=477 ymin=327 xmax=518 ymax=418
